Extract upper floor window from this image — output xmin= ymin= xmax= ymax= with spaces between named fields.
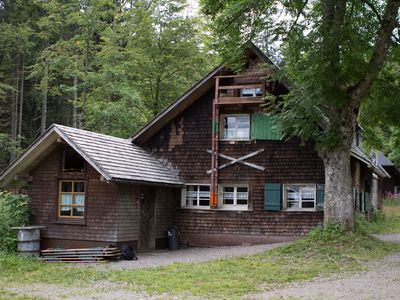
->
xmin=222 ymin=114 xmax=250 ymax=140
xmin=63 ymin=150 xmax=85 ymax=171
xmin=284 ymin=184 xmax=316 ymax=211
xmin=241 ymin=88 xmax=262 ymax=97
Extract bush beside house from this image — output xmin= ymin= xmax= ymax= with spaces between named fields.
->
xmin=0 ymin=192 xmax=31 ymax=252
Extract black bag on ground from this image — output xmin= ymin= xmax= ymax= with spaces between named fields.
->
xmin=120 ymin=244 xmax=138 ymax=260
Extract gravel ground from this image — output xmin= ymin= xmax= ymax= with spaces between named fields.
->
xmin=373 ymin=233 xmax=400 ymax=243
xmin=104 ymin=242 xmax=287 ymax=270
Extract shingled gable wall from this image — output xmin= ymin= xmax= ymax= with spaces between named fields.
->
xmin=27 ymin=143 xmax=179 ymax=250
xmin=142 ymin=58 xmax=326 ymax=246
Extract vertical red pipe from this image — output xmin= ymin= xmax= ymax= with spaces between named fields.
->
xmin=210 ymin=77 xmax=219 ymax=208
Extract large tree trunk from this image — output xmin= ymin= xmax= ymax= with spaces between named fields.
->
xmin=322 ymin=147 xmax=355 ymax=231
xmin=319 ymin=102 xmax=358 ymax=231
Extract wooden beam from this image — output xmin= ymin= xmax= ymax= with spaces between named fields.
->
xmin=217 ymin=96 xmax=264 ymax=105
xmin=219 ymin=83 xmax=264 ymax=90
xmin=214 ymin=73 xmax=264 ymax=79
xmin=14 ymin=174 xmax=33 ymax=182
xmin=206 ymin=149 xmax=265 ymax=174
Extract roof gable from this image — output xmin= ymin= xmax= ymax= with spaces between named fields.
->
xmin=0 ymin=124 xmax=183 ymax=188
xmin=131 ymin=43 xmax=276 ymax=145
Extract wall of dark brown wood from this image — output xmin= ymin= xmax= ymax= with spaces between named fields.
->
xmin=28 ymin=144 xmax=120 ymax=248
xmin=27 ymin=144 xmax=180 ymax=250
xmin=143 ymin=71 xmax=326 ymax=245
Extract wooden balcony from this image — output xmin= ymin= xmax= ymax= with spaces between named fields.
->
xmin=215 ymin=81 xmax=265 ymax=105
xmin=216 ymin=96 xmax=264 ymax=105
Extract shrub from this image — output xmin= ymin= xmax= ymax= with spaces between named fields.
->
xmin=0 ymin=191 xmax=31 ymax=252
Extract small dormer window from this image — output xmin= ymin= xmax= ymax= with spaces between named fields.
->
xmin=63 ymin=150 xmax=85 ymax=171
xmin=241 ymin=88 xmax=262 ymax=97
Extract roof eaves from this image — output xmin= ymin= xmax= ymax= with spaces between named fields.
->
xmin=0 ymin=125 xmax=58 ymax=184
xmin=131 ymin=65 xmax=223 ymax=142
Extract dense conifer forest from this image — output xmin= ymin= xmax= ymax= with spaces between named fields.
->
xmin=0 ymin=0 xmax=215 ymax=170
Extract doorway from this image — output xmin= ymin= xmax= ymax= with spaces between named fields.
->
xmin=138 ymin=187 xmax=156 ymax=251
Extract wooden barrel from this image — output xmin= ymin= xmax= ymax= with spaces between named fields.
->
xmin=12 ymin=226 xmax=45 ymax=257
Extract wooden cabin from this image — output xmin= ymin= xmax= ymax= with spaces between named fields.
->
xmin=0 ymin=44 xmax=386 ymax=249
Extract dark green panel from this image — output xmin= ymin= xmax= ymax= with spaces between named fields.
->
xmin=251 ymin=113 xmax=282 ymax=140
xmin=264 ymin=183 xmax=282 ymax=211
xmin=316 ymin=184 xmax=325 ymax=211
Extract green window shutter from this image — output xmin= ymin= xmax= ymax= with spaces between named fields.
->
xmin=316 ymin=184 xmax=325 ymax=211
xmin=251 ymin=113 xmax=282 ymax=140
xmin=264 ymin=183 xmax=282 ymax=211
xmin=364 ymin=192 xmax=369 ymax=212
xmin=360 ymin=192 xmax=365 ymax=212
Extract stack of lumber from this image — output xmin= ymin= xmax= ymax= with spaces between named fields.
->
xmin=40 ymin=246 xmax=121 ymax=263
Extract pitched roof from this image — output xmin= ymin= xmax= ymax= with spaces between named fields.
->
xmin=375 ymin=151 xmax=395 ymax=167
xmin=0 ymin=124 xmax=183 ymax=188
xmin=131 ymin=43 xmax=280 ymax=144
xmin=351 ymin=145 xmax=389 ymax=178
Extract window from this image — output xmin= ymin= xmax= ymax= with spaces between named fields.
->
xmin=284 ymin=184 xmax=316 ymax=210
xmin=184 ymin=185 xmax=210 ymax=207
xmin=220 ymin=185 xmax=249 ymax=208
xmin=63 ymin=150 xmax=85 ymax=171
xmin=395 ymin=186 xmax=400 ymax=194
xmin=59 ymin=181 xmax=85 ymax=218
xmin=222 ymin=114 xmax=250 ymax=140
xmin=241 ymin=88 xmax=263 ymax=97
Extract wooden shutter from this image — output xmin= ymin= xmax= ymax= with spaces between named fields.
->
xmin=316 ymin=184 xmax=325 ymax=211
xmin=363 ymin=192 xmax=369 ymax=212
xmin=251 ymin=113 xmax=282 ymax=140
xmin=264 ymin=183 xmax=282 ymax=211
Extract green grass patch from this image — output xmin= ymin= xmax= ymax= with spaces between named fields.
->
xmin=1 ymin=226 xmax=399 ymax=298
xmin=357 ymin=199 xmax=400 ymax=234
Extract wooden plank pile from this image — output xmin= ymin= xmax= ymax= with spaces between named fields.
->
xmin=40 ymin=246 xmax=121 ymax=263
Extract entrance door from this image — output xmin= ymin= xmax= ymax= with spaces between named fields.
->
xmin=139 ymin=187 xmax=156 ymax=251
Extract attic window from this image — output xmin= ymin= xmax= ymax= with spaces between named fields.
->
xmin=63 ymin=150 xmax=85 ymax=171
xmin=241 ymin=88 xmax=262 ymax=97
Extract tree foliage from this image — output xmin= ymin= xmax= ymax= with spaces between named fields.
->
xmin=0 ymin=191 xmax=31 ymax=252
xmin=0 ymin=0 xmax=214 ymax=170
xmin=202 ymin=0 xmax=400 ymax=230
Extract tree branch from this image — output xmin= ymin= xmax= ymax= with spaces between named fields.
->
xmin=349 ymin=0 xmax=400 ymax=104
xmin=287 ymin=0 xmax=309 ymax=36
xmin=362 ymin=0 xmax=400 ymax=43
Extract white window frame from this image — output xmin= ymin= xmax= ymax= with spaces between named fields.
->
xmin=283 ymin=184 xmax=316 ymax=211
xmin=240 ymin=88 xmax=263 ymax=97
xmin=221 ymin=114 xmax=250 ymax=141
xmin=218 ymin=184 xmax=249 ymax=210
xmin=395 ymin=186 xmax=400 ymax=194
xmin=181 ymin=184 xmax=210 ymax=209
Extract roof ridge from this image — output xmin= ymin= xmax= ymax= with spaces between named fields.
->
xmin=53 ymin=124 xmax=131 ymax=142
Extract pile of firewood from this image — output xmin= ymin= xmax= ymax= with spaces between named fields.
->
xmin=40 ymin=246 xmax=121 ymax=263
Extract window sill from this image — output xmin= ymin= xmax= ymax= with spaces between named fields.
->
xmin=54 ymin=219 xmax=86 ymax=226
xmin=179 ymin=207 xmax=252 ymax=212
xmin=283 ymin=208 xmax=317 ymax=212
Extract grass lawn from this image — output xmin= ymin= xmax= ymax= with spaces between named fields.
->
xmin=358 ymin=198 xmax=400 ymax=234
xmin=1 ymin=225 xmax=400 ymax=299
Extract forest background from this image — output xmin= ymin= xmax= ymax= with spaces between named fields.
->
xmin=0 ymin=0 xmax=398 ymax=172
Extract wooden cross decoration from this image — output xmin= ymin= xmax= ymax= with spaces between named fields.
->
xmin=206 ymin=148 xmax=265 ymax=174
